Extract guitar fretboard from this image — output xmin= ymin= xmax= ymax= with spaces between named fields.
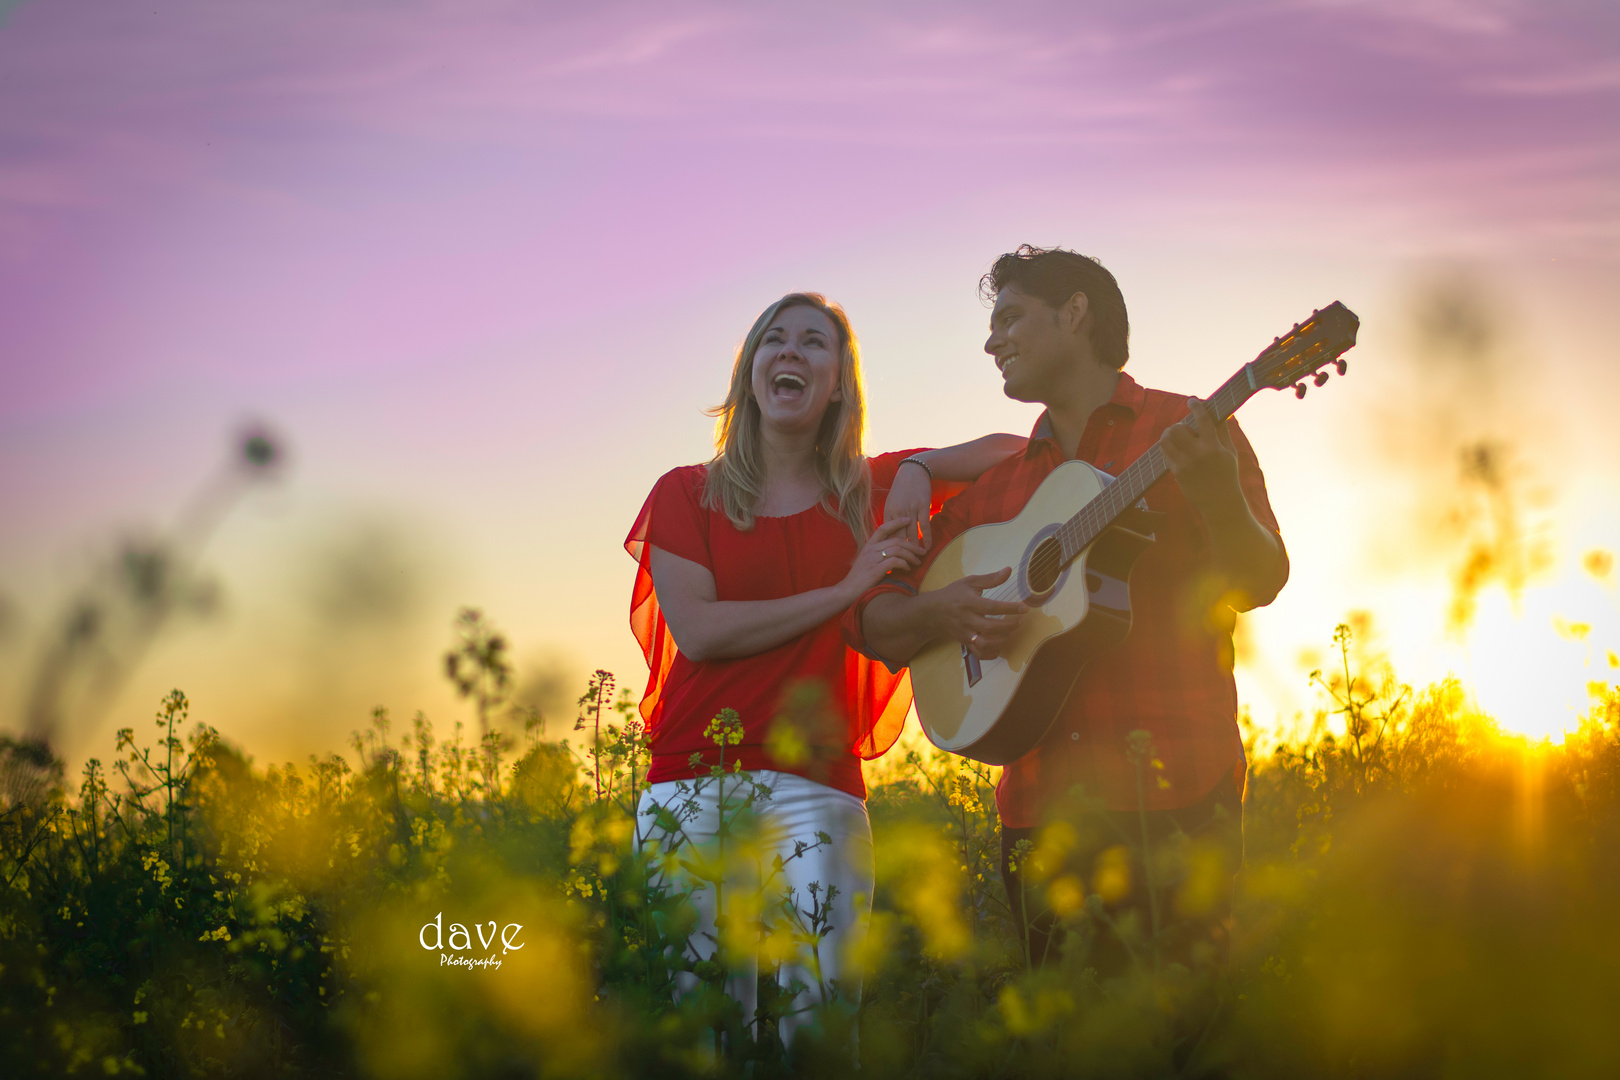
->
xmin=1052 ymin=366 xmax=1257 ymax=565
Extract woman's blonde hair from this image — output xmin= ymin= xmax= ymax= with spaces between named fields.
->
xmin=703 ymin=293 xmax=871 ymax=542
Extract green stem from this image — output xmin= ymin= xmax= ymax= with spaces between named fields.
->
xmin=1135 ymin=755 xmax=1161 ymax=975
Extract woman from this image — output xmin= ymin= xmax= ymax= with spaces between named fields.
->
xmin=624 ymin=292 xmax=1020 ymax=1043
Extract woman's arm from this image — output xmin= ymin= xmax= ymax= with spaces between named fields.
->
xmin=650 ymin=518 xmax=925 ymax=662
xmin=882 ymin=433 xmax=1026 ymax=547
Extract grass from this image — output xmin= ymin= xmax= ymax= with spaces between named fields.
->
xmin=2 ymin=618 xmax=1618 ymax=1079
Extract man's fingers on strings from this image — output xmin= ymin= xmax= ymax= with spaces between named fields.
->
xmin=967 ymin=622 xmax=1017 ymax=659
xmin=1185 ymin=398 xmax=1231 ymax=448
xmin=961 ymin=567 xmax=1013 ymax=590
xmin=1159 ymin=424 xmax=1199 ymax=471
xmin=972 ymin=617 xmax=1019 ymax=643
xmin=972 ymin=597 xmax=1027 ymax=616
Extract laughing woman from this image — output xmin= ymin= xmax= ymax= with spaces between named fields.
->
xmin=624 ymin=292 xmax=1022 ymax=1045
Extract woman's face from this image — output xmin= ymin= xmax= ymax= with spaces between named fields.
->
xmin=749 ymin=304 xmax=844 ymax=436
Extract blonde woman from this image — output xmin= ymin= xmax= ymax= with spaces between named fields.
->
xmin=624 ymin=292 xmax=1021 ymax=1043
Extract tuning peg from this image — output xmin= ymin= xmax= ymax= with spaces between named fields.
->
xmin=1335 ymin=358 xmax=1348 ymax=376
xmin=1313 ymin=371 xmax=1330 ymax=387
xmin=1294 ymin=382 xmax=1308 ymax=399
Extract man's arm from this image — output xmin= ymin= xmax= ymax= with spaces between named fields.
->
xmin=851 ymin=472 xmax=1031 ymax=667
xmin=859 ymin=570 xmax=1028 ymax=667
xmin=1160 ymin=399 xmax=1288 ymax=609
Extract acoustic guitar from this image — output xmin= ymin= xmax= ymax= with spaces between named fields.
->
xmin=911 ymin=302 xmax=1360 ymax=764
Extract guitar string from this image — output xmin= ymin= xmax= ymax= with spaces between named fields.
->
xmin=937 ymin=312 xmax=1350 ymax=645
xmin=965 ymin=374 xmax=1250 ymax=608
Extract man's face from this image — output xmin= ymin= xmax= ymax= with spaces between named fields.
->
xmin=983 ymin=284 xmax=1082 ymax=404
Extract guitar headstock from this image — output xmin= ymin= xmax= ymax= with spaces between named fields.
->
xmin=1251 ymin=301 xmax=1360 ymax=399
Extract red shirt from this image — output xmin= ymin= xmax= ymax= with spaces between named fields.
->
xmin=625 ymin=451 xmax=933 ymax=800
xmin=844 ymin=373 xmax=1286 ymax=822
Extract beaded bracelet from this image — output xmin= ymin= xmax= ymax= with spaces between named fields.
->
xmin=899 ymin=456 xmax=933 ymax=480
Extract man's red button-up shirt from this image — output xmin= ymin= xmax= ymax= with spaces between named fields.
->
xmin=843 ymin=371 xmax=1287 ymax=824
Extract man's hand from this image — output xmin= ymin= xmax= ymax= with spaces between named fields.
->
xmin=860 ymin=567 xmax=1029 ymax=668
xmin=1158 ymin=397 xmax=1287 ymax=608
xmin=922 ymin=567 xmax=1028 ymax=660
xmin=1159 ymin=398 xmax=1242 ymax=513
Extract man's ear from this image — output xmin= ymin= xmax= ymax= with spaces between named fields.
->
xmin=1061 ymin=291 xmax=1090 ymax=337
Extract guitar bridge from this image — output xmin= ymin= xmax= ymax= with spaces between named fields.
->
xmin=962 ymin=644 xmax=982 ymax=687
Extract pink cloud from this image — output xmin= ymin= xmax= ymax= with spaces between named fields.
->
xmin=0 ymin=0 xmax=1612 ymax=420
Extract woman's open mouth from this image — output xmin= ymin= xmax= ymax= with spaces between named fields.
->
xmin=770 ymin=372 xmax=808 ymax=402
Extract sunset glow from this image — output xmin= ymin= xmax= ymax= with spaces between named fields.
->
xmin=0 ymin=1 xmax=1615 ymax=764
xmin=5 ymin=7 xmax=1620 ymax=1077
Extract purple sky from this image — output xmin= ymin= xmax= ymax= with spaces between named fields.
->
xmin=2 ymin=0 xmax=1616 ymax=758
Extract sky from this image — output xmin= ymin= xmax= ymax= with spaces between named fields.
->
xmin=1 ymin=0 xmax=1617 ymax=767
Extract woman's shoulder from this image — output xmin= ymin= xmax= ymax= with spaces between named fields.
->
xmin=650 ymin=463 xmax=710 ymax=497
xmin=631 ymin=464 xmax=715 ymax=557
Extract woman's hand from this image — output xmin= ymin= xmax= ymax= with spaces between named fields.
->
xmin=842 ymin=517 xmax=926 ymax=601
xmin=882 ymin=458 xmax=934 ymax=548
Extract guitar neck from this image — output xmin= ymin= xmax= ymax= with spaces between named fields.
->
xmin=1055 ymin=365 xmax=1259 ymax=563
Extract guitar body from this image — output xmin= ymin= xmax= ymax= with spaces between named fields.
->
xmin=906 ymin=300 xmax=1359 ymax=765
xmin=911 ymin=460 xmax=1156 ymax=764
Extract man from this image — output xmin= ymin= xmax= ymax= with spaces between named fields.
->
xmin=845 ymin=245 xmax=1288 ymax=972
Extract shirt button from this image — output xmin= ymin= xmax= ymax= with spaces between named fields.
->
xmin=1070 ymin=732 xmax=1080 ymax=741
xmin=1106 ymin=419 xmax=1115 ymax=426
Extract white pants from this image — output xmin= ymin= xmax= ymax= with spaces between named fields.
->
xmin=636 ymin=770 xmax=873 ymax=1045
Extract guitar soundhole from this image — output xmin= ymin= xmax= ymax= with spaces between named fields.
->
xmin=1027 ymin=536 xmax=1063 ymax=595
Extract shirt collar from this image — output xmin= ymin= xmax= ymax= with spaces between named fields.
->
xmin=1025 ymin=370 xmax=1145 ymax=456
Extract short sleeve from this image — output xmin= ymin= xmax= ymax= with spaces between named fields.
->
xmin=1226 ymin=418 xmax=1282 ymax=536
xmin=629 ymin=466 xmax=712 ymax=570
xmin=847 ymin=649 xmax=912 ymax=760
xmin=1225 ymin=416 xmax=1290 ymax=603
xmin=624 ymin=466 xmax=710 ymax=723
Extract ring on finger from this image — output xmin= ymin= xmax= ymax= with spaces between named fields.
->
xmin=969 ymin=633 xmax=979 ymax=646
xmin=881 ymin=550 xmax=889 ymax=558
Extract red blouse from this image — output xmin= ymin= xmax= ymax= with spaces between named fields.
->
xmin=624 ymin=451 xmax=937 ymax=799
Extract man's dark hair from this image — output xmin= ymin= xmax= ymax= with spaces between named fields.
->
xmin=979 ymin=245 xmax=1129 ymax=369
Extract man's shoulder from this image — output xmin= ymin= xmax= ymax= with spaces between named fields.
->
xmin=1131 ymin=381 xmax=1194 ymax=426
